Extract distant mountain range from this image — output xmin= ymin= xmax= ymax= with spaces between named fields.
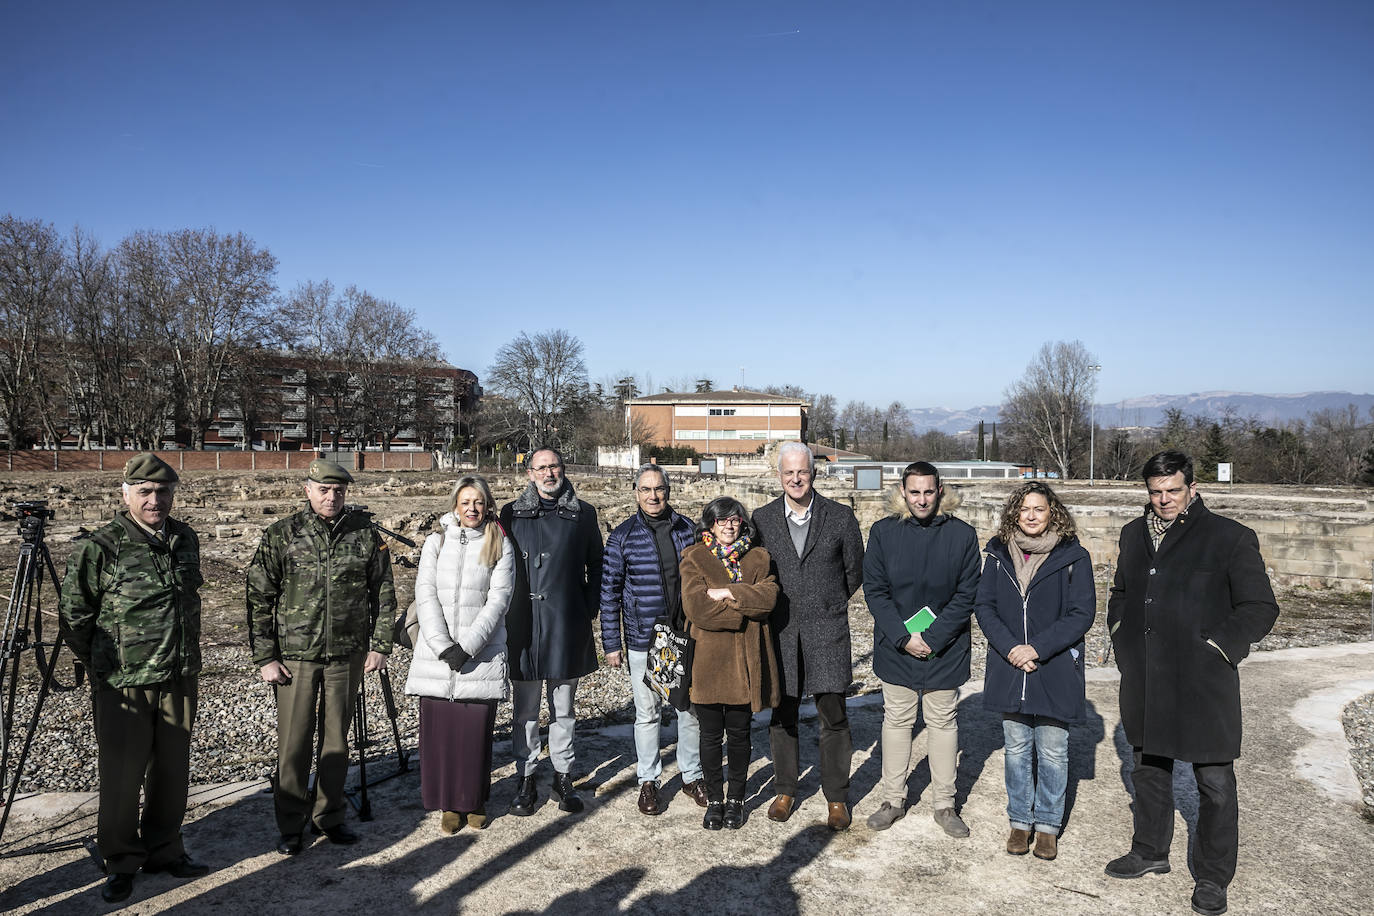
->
xmin=908 ymin=391 xmax=1374 ymax=436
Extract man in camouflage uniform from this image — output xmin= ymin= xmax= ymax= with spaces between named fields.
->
xmin=60 ymin=453 xmax=208 ymax=904
xmin=247 ymin=458 xmax=395 ymax=856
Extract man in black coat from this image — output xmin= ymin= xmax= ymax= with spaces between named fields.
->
xmin=862 ymin=462 xmax=980 ymax=838
xmin=500 ymin=447 xmax=604 ymax=817
xmin=1105 ymin=450 xmax=1279 ymax=916
xmin=752 ymin=442 xmax=864 ymax=830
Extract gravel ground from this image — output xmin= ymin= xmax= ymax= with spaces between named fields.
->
xmin=1342 ymin=691 xmax=1374 ymax=815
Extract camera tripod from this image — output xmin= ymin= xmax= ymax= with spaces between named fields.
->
xmin=343 ymin=505 xmax=416 ymax=819
xmin=0 ymin=502 xmax=85 ymax=850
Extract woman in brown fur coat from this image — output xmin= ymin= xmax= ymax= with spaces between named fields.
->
xmin=681 ymin=496 xmax=781 ymax=830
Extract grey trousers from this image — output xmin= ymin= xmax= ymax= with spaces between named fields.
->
xmin=512 ymin=678 xmax=578 ymax=777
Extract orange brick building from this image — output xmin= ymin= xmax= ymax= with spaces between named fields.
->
xmin=628 ymin=389 xmax=809 ymax=455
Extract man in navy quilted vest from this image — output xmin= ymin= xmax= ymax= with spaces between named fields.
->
xmin=600 ymin=463 xmax=706 ymax=815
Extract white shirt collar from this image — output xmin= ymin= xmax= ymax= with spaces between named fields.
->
xmin=784 ymin=500 xmax=813 ymax=525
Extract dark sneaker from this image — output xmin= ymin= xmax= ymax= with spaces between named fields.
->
xmin=1105 ymin=851 xmax=1171 ymax=879
xmin=1191 ymin=880 xmax=1228 ymax=915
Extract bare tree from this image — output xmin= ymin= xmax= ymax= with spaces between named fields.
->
xmin=0 ymin=215 xmax=63 ymax=448
xmin=486 ymin=329 xmax=587 ymax=452
xmin=1001 ymin=340 xmax=1099 ymax=478
xmin=130 ymin=228 xmax=279 ymax=448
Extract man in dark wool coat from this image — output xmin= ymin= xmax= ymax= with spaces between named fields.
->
xmin=1104 ymin=450 xmax=1279 ymax=916
xmin=752 ymin=441 xmax=864 ymax=830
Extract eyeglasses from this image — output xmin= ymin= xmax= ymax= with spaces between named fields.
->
xmin=714 ymin=516 xmax=743 ymax=526
xmin=531 ymin=464 xmax=563 ymax=473
xmin=636 ymin=486 xmax=668 ymax=496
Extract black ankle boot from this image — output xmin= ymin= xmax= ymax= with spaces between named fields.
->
xmin=551 ymin=772 xmax=584 ymax=813
xmin=509 ymin=776 xmax=537 ymax=816
xmin=723 ymin=798 xmax=745 ymax=829
xmin=703 ymin=801 xmax=724 ymax=830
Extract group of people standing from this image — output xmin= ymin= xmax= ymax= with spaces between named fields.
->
xmin=58 ymin=444 xmax=1276 ymax=916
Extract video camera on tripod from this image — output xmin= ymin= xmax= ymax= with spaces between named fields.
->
xmin=1 ymin=499 xmax=86 ymax=848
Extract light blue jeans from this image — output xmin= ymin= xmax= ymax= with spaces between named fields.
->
xmin=1002 ymin=713 xmax=1069 ymax=833
xmin=628 ymin=649 xmax=702 ymax=785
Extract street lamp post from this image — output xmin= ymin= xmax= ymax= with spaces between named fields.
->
xmin=1088 ymin=364 xmax=1102 ymax=485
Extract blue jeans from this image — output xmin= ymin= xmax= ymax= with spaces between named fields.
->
xmin=628 ymin=650 xmax=702 ymax=785
xmin=1002 ymin=713 xmax=1069 ymax=833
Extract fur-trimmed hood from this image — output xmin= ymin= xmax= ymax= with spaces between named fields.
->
xmin=885 ymin=481 xmax=963 ymax=518
xmin=509 ymin=477 xmax=581 ymax=516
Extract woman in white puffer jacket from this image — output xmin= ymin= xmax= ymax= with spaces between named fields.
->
xmin=405 ymin=474 xmax=515 ymax=833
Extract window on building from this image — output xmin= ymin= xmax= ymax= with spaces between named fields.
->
xmin=708 ymin=408 xmax=736 ymax=416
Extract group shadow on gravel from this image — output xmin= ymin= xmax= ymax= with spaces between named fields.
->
xmin=3 ymin=690 xmax=1118 ymax=915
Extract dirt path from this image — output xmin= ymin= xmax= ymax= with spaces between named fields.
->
xmin=2 ymin=643 xmax=1371 ymax=915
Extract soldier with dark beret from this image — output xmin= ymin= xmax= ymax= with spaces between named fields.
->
xmin=247 ymin=458 xmax=395 ymax=856
xmin=60 ymin=453 xmax=208 ymax=904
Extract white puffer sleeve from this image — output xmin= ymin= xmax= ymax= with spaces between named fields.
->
xmin=416 ymin=531 xmax=456 ymax=656
xmin=457 ymin=534 xmax=515 ymax=656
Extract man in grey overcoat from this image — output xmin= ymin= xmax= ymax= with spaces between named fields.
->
xmin=752 ymin=441 xmax=864 ymax=830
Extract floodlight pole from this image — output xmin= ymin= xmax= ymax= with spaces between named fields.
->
xmin=1088 ymin=364 xmax=1102 ymax=485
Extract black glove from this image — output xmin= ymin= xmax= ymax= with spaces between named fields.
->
xmin=439 ymin=645 xmax=470 ymax=672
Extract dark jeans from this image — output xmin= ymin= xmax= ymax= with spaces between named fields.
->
xmin=695 ymin=703 xmax=752 ymax=802
xmin=1130 ymin=749 xmax=1238 ymax=887
xmin=769 ymin=692 xmax=851 ymax=802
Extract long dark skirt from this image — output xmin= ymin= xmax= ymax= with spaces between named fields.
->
xmin=419 ymin=696 xmax=498 ymax=813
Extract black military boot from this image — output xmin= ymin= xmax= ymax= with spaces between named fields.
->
xmin=508 ymin=776 xmax=538 ymax=816
xmin=551 ymin=772 xmax=584 ymax=814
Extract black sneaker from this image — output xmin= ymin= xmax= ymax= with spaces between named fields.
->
xmin=1191 ymin=880 xmax=1228 ymax=915
xmin=1105 ymin=851 xmax=1171 ymax=879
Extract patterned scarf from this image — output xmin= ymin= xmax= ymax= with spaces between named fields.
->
xmin=1147 ymin=494 xmax=1196 ymax=549
xmin=701 ymin=531 xmax=751 ymax=582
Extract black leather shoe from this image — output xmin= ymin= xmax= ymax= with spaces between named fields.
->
xmin=703 ymin=801 xmax=724 ymax=830
xmin=1191 ymin=880 xmax=1228 ymax=916
xmin=277 ymin=834 xmax=303 ymax=856
xmin=101 ymin=873 xmax=134 ymax=904
xmin=723 ymin=798 xmax=745 ymax=829
xmin=143 ymin=853 xmax=209 ymax=878
xmin=551 ymin=772 xmax=584 ymax=814
xmin=315 ymin=823 xmax=359 ymax=845
xmin=509 ymin=776 xmax=537 ymax=816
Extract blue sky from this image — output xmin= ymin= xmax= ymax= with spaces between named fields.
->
xmin=4 ymin=1 xmax=1371 ymax=408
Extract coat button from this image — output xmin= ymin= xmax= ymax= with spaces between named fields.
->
xmin=1149 ymin=568 xmax=1156 ymax=575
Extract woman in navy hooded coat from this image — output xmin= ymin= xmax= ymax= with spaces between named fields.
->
xmin=973 ymin=481 xmax=1095 ymax=861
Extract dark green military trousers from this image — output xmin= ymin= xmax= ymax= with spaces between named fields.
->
xmin=273 ymin=654 xmax=364 ymax=835
xmin=93 ymin=677 xmax=198 ymax=874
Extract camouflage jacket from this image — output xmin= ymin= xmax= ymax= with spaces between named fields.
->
xmin=246 ymin=507 xmax=396 ymax=666
xmin=59 ymin=513 xmax=203 ymax=690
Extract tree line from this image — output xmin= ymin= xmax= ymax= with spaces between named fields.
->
xmin=0 ymin=215 xmax=446 ymax=451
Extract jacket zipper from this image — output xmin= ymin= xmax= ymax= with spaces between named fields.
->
xmin=995 ymin=555 xmax=1029 ymax=703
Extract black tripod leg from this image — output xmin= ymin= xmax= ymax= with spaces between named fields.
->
xmin=0 ymin=635 xmax=61 ymax=844
xmin=353 ymin=688 xmax=371 ymax=821
xmin=377 ymin=670 xmax=409 ymax=772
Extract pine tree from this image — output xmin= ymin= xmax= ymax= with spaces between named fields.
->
xmin=977 ymin=420 xmax=986 ymax=460
xmin=1198 ymin=422 xmax=1230 ymax=482
xmin=990 ymin=422 xmax=1001 ymax=461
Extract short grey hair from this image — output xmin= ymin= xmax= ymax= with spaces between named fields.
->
xmin=633 ymin=463 xmax=669 ymax=493
xmin=777 ymin=441 xmax=814 ymax=472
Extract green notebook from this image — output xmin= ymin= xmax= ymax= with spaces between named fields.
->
xmin=904 ymin=605 xmax=936 ymax=635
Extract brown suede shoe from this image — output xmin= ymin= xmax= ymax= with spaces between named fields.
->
xmin=767 ymin=794 xmax=795 ymax=822
xmin=466 ymin=807 xmax=488 ymax=830
xmin=681 ymin=780 xmax=710 ymax=808
xmin=826 ymin=801 xmax=851 ymax=831
xmin=1033 ymin=831 xmax=1058 ymax=860
xmin=440 ymin=811 xmax=463 ymax=835
xmin=1007 ymin=827 xmax=1031 ymax=855
xmin=638 ymin=782 xmax=661 ymax=816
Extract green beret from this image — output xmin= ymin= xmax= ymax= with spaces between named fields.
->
xmin=123 ymin=453 xmax=179 ymax=484
xmin=308 ymin=458 xmax=353 ymax=484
